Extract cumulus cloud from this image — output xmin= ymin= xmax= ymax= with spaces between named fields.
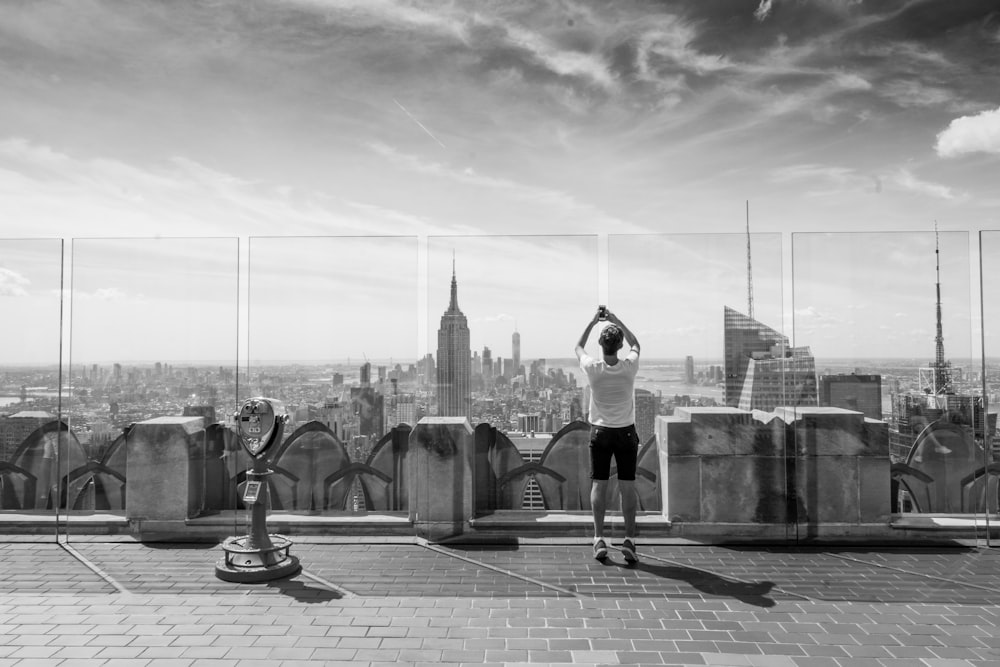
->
xmin=935 ymin=106 xmax=1000 ymax=157
xmin=0 ymin=267 xmax=30 ymax=296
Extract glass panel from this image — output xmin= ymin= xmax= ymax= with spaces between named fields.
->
xmin=427 ymin=235 xmax=599 ymax=523
xmin=609 ymin=233 xmax=789 ymax=539
xmin=245 ymin=236 xmax=417 ymax=520
xmin=977 ymin=232 xmax=1000 ymax=540
xmin=67 ymin=238 xmax=239 ymax=540
xmin=0 ymin=239 xmax=63 ymax=534
xmin=793 ymin=231 xmax=978 ymax=543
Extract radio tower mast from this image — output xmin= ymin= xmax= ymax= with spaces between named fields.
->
xmin=932 ymin=224 xmax=952 ymax=394
xmin=746 ymin=200 xmax=754 ymax=320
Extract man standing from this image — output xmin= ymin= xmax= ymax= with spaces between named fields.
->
xmin=575 ymin=306 xmax=641 ymax=563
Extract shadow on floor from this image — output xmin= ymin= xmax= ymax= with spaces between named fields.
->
xmin=631 ymin=561 xmax=778 ymax=608
xmin=265 ymin=576 xmax=343 ymax=602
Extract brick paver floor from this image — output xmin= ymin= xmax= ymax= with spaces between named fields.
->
xmin=2 ymin=536 xmax=999 ymax=665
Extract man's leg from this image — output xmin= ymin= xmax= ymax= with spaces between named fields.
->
xmin=591 ymin=479 xmax=608 ymax=539
xmin=619 ymin=479 xmax=637 ymax=538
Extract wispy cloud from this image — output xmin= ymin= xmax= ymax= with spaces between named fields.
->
xmin=935 ymin=106 xmax=1000 ymax=158
xmin=368 ymin=141 xmax=645 ymax=231
xmin=474 ymin=313 xmax=516 ymax=324
xmin=754 ymin=1 xmax=774 ymax=23
xmin=0 ymin=267 xmax=30 ymax=297
xmin=769 ymin=163 xmax=957 ymax=200
xmin=768 ymin=163 xmax=874 ymax=195
xmin=82 ymin=287 xmax=127 ymax=301
xmin=889 ymin=168 xmax=956 ymax=200
xmin=0 ymin=137 xmax=453 ymax=237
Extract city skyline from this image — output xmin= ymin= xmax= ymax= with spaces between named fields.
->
xmin=1 ymin=1 xmax=999 ymax=364
xmin=0 ymin=231 xmax=988 ymax=365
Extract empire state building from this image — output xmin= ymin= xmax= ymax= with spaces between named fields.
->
xmin=436 ymin=262 xmax=471 ymax=418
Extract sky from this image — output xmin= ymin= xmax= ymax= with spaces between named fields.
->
xmin=1 ymin=0 xmax=999 ymax=364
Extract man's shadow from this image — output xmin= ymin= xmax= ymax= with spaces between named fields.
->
xmin=605 ymin=559 xmax=778 ymax=608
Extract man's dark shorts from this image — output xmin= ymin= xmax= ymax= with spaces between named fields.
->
xmin=589 ymin=424 xmax=640 ymax=481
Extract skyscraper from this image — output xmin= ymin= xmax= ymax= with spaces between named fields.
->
xmin=436 ymin=261 xmax=471 ymax=418
xmin=482 ymin=346 xmax=493 ymax=387
xmin=738 ymin=347 xmax=818 ymax=412
xmin=724 ymin=306 xmax=788 ymax=407
xmin=512 ymin=328 xmax=521 ymax=378
xmin=724 ymin=306 xmax=817 ymax=411
xmin=634 ymin=389 xmax=659 ymax=444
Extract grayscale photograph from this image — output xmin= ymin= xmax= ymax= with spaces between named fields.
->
xmin=1 ymin=1 xmax=999 ymax=665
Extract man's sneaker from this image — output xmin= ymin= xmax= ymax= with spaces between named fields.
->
xmin=593 ymin=539 xmax=608 ymax=560
xmin=621 ymin=538 xmax=638 ymax=563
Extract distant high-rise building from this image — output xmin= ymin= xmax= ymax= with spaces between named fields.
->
xmin=724 ymin=306 xmax=793 ymax=407
xmin=482 ymin=346 xmax=493 ymax=386
xmin=684 ymin=356 xmax=695 ymax=385
xmin=436 ymin=262 xmax=471 ymax=418
xmin=738 ymin=346 xmax=818 ymax=412
xmin=396 ymin=394 xmax=417 ymax=426
xmin=419 ymin=354 xmax=435 ymax=387
xmin=360 ymin=362 xmax=371 ymax=388
xmin=820 ymin=374 xmax=882 ymax=421
xmin=0 ymin=411 xmax=55 ymax=462
xmin=352 ymin=386 xmax=383 ymax=438
xmin=512 ymin=329 xmax=521 ymax=377
xmin=724 ymin=306 xmax=817 ymax=412
xmin=634 ymin=388 xmax=659 ymax=444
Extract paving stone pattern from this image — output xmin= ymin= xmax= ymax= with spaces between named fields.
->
xmin=2 ymin=538 xmax=1000 ymax=666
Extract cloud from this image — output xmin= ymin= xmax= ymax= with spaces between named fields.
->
xmin=795 ymin=306 xmax=839 ymax=326
xmin=767 ymin=163 xmax=872 ymax=195
xmin=754 ymin=1 xmax=774 ymax=23
xmin=76 ymin=287 xmax=127 ymax=301
xmin=475 ymin=313 xmax=516 ymax=324
xmin=889 ymin=168 xmax=956 ymax=200
xmin=770 ymin=163 xmax=958 ymax=200
xmin=367 ymin=141 xmax=645 ymax=231
xmin=935 ymin=106 xmax=1000 ymax=157
xmin=0 ymin=267 xmax=30 ymax=296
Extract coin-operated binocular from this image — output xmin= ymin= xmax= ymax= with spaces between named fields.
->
xmin=215 ymin=397 xmax=301 ymax=582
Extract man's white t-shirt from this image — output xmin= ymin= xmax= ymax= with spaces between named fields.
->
xmin=580 ymin=350 xmax=640 ymax=427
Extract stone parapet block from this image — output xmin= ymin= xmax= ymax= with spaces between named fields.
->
xmin=408 ymin=417 xmax=474 ymax=541
xmin=125 ymin=416 xmax=207 ymax=528
xmin=774 ymin=407 xmax=889 ymax=456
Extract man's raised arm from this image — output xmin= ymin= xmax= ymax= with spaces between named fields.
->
xmin=607 ymin=311 xmax=640 ymax=356
xmin=575 ymin=308 xmax=603 ymax=360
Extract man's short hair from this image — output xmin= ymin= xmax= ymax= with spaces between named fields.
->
xmin=598 ymin=324 xmax=624 ymax=353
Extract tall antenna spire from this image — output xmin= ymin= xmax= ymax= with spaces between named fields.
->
xmin=746 ymin=200 xmax=754 ymax=320
xmin=448 ymin=251 xmax=460 ymax=312
xmin=933 ymin=223 xmax=951 ymax=394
